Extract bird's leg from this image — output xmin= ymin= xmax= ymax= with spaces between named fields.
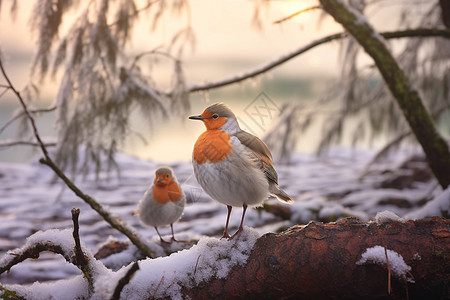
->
xmin=155 ymin=226 xmax=170 ymax=244
xmin=230 ymin=204 xmax=248 ymax=240
xmin=170 ymin=223 xmax=178 ymax=242
xmin=221 ymin=205 xmax=232 ymax=239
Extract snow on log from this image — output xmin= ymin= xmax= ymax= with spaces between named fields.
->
xmin=179 ymin=217 xmax=449 ymax=299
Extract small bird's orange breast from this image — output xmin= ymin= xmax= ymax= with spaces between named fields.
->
xmin=152 ymin=182 xmax=182 ymax=204
xmin=167 ymin=181 xmax=182 ymax=202
xmin=193 ymin=130 xmax=232 ymax=164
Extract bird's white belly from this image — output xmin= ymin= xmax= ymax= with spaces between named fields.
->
xmin=138 ymin=190 xmax=185 ymax=227
xmin=193 ymin=144 xmax=269 ymax=207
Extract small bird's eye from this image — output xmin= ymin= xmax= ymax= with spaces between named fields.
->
xmin=166 ymin=174 xmax=169 ymax=178
xmin=212 ymin=114 xmax=219 ymax=119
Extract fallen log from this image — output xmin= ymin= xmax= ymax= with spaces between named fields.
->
xmin=180 ymin=217 xmax=449 ymax=299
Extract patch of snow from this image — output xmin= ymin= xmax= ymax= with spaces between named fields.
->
xmin=404 ymin=186 xmax=449 ymax=220
xmin=7 ymin=276 xmax=89 ymax=300
xmin=373 ymin=210 xmax=405 ymax=224
xmin=119 ymin=227 xmax=259 ymax=300
xmin=356 ymin=245 xmax=414 ymax=283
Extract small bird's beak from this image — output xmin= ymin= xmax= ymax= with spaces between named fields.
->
xmin=189 ymin=115 xmax=206 ymax=120
xmin=156 ymin=178 xmax=163 ymax=183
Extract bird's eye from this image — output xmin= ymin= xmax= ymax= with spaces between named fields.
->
xmin=212 ymin=114 xmax=219 ymax=119
xmin=166 ymin=174 xmax=169 ymax=178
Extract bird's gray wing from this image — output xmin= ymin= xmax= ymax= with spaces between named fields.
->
xmin=234 ymin=130 xmax=278 ymax=184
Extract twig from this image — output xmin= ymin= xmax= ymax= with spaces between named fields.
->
xmin=384 ymin=247 xmax=392 ymax=294
xmin=273 ymin=5 xmax=322 ymax=24
xmin=0 ymin=139 xmax=56 ymax=148
xmin=71 ymin=207 xmax=93 ymax=292
xmin=111 ymin=261 xmax=140 ymax=300
xmin=194 ymin=255 xmax=201 ymax=275
xmin=0 ymin=106 xmax=56 ymax=135
xmin=0 ymin=59 xmax=49 ymax=158
xmin=0 ymin=57 xmax=156 ymax=259
xmin=153 ymin=275 xmax=165 ymax=297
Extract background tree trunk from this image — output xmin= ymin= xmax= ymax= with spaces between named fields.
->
xmin=318 ymin=0 xmax=450 ymax=189
xmin=179 ymin=217 xmax=449 ymax=299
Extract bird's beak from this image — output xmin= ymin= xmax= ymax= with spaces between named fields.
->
xmin=156 ymin=178 xmax=163 ymax=183
xmin=189 ymin=115 xmax=206 ymax=120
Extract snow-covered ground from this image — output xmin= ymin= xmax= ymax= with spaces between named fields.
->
xmin=0 ymin=147 xmax=447 ymax=294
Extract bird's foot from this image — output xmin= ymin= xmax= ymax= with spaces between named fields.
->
xmin=228 ymin=227 xmax=243 ymax=241
xmin=220 ymin=231 xmax=231 ymax=240
xmin=160 ymin=238 xmax=172 ymax=245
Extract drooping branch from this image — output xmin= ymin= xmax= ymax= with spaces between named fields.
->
xmin=184 ymin=28 xmax=450 ymax=94
xmin=319 ymin=0 xmax=450 ymax=189
xmin=0 ymin=58 xmax=156 ymax=259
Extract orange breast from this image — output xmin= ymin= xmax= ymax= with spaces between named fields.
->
xmin=167 ymin=181 xmax=182 ymax=202
xmin=153 ymin=182 xmax=182 ymax=204
xmin=193 ymin=130 xmax=232 ymax=164
xmin=152 ymin=186 xmax=170 ymax=204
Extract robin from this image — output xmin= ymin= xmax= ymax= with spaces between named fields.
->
xmin=134 ymin=167 xmax=186 ymax=243
xmin=189 ymin=103 xmax=293 ymax=240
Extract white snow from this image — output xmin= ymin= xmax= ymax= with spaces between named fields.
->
xmin=119 ymin=227 xmax=259 ymax=300
xmin=0 ymin=147 xmax=443 ymax=298
xmin=404 ymin=186 xmax=450 ymax=220
xmin=356 ymin=245 xmax=414 ymax=283
xmin=373 ymin=210 xmax=405 ymax=224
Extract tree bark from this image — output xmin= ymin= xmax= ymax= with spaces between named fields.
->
xmin=179 ymin=217 xmax=449 ymax=300
xmin=318 ymin=0 xmax=450 ymax=189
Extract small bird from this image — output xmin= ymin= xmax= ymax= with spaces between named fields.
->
xmin=189 ymin=103 xmax=293 ymax=240
xmin=135 ymin=167 xmax=186 ymax=243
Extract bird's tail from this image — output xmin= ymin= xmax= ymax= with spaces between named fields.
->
xmin=269 ymin=183 xmax=294 ymax=203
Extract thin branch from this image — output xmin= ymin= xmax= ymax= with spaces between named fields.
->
xmin=0 ymin=57 xmax=156 ymax=259
xmin=0 ymin=139 xmax=56 ymax=148
xmin=186 ymin=32 xmax=345 ymax=93
xmin=71 ymin=207 xmax=93 ymax=292
xmin=0 ymin=60 xmax=49 ymax=158
xmin=185 ymin=28 xmax=450 ymax=94
xmin=0 ymin=106 xmax=56 ymax=135
xmin=273 ymin=5 xmax=322 ymax=24
xmin=111 ymin=261 xmax=140 ymax=300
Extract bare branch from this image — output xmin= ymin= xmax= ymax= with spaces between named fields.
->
xmin=273 ymin=5 xmax=322 ymax=24
xmin=0 ymin=139 xmax=56 ymax=148
xmin=185 ymin=28 xmax=450 ymax=94
xmin=71 ymin=207 xmax=93 ymax=292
